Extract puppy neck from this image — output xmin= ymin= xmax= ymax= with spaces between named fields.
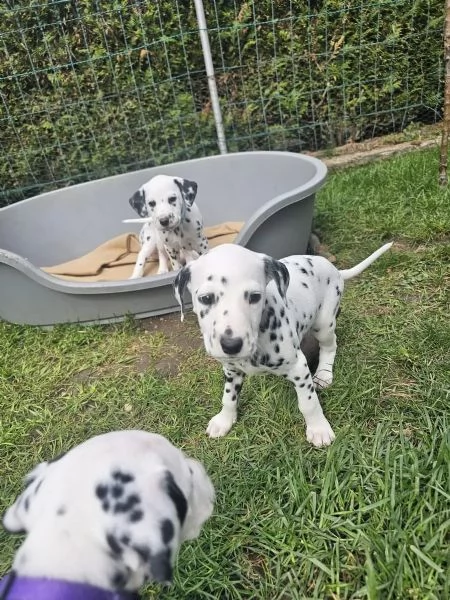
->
xmin=11 ymin=528 xmax=143 ymax=595
xmin=0 ymin=571 xmax=140 ymax=600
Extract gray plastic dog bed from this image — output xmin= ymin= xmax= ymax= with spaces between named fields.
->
xmin=0 ymin=151 xmax=327 ymax=327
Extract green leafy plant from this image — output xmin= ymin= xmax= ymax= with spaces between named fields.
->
xmin=0 ymin=0 xmax=444 ymax=206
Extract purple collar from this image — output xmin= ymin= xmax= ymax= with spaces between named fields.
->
xmin=0 ymin=572 xmax=140 ymax=600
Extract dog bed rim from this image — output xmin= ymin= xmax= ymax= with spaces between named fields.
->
xmin=0 ymin=151 xmax=326 ymax=296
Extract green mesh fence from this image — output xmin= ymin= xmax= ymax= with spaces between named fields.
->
xmin=0 ymin=0 xmax=444 ymax=205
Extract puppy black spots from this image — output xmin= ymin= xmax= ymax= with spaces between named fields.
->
xmin=95 ymin=471 xmax=143 ymax=522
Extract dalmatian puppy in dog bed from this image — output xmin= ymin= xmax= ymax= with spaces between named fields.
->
xmin=1 ymin=430 xmax=215 ymax=599
xmin=126 ymin=174 xmax=209 ymax=278
xmin=174 ymin=242 xmax=393 ymax=448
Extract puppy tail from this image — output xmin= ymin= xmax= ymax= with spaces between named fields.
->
xmin=339 ymin=242 xmax=393 ymax=280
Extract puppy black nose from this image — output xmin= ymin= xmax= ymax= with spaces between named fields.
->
xmin=159 ymin=217 xmax=170 ymax=227
xmin=220 ymin=335 xmax=243 ymax=355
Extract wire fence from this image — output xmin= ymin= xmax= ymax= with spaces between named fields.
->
xmin=0 ymin=0 xmax=444 ymax=205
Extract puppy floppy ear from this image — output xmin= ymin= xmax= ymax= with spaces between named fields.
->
xmin=263 ymin=256 xmax=290 ymax=299
xmin=173 ymin=266 xmax=191 ymax=322
xmin=148 ymin=470 xmax=188 ymax=584
xmin=2 ymin=461 xmax=49 ymax=534
xmin=174 ymin=178 xmax=198 ymax=207
xmin=129 ymin=189 xmax=148 ymax=217
xmin=181 ymin=458 xmax=215 ymax=543
xmin=104 ymin=469 xmax=187 ymax=587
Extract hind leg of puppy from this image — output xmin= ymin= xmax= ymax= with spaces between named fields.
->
xmin=312 ymin=325 xmax=337 ymax=390
xmin=286 ymin=353 xmax=335 ymax=447
xmin=312 ymin=282 xmax=343 ymax=389
xmin=206 ymin=367 xmax=245 ymax=438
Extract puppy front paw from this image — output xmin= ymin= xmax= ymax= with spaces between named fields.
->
xmin=206 ymin=411 xmax=236 ymax=438
xmin=306 ymin=418 xmax=335 ymax=447
xmin=157 ymin=265 xmax=170 ymax=275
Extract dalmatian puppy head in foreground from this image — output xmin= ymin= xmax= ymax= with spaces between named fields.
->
xmin=127 ymin=174 xmax=209 ymax=278
xmin=174 ymin=242 xmax=393 ymax=448
xmin=1 ymin=431 xmax=215 ymax=599
xmin=175 ymin=243 xmax=290 ymax=359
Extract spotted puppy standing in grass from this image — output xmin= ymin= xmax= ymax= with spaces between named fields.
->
xmin=1 ymin=430 xmax=214 ymax=599
xmin=174 ymin=242 xmax=393 ymax=447
xmin=126 ymin=174 xmax=208 ymax=278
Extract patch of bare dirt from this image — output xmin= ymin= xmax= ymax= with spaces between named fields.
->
xmin=309 ymin=231 xmax=336 ymax=262
xmin=394 ymin=237 xmax=450 ymax=253
xmin=242 ymin=548 xmax=267 ymax=577
xmin=72 ymin=367 xmax=94 ymax=383
xmin=364 ymin=305 xmax=394 ymax=316
xmin=383 ymin=378 xmax=416 ymax=401
xmin=138 ymin=312 xmax=204 ymax=377
xmin=307 ymin=123 xmax=440 ymax=170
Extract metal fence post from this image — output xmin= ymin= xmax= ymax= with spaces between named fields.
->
xmin=193 ymin=0 xmax=228 ymax=154
xmin=439 ymin=0 xmax=450 ymax=186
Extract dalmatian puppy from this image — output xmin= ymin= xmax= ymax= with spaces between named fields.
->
xmin=126 ymin=174 xmax=208 ymax=278
xmin=174 ymin=242 xmax=393 ymax=447
xmin=1 ymin=430 xmax=215 ymax=599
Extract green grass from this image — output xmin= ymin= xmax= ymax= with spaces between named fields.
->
xmin=1 ymin=148 xmax=449 ymax=599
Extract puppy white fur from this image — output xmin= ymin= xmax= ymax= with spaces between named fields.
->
xmin=127 ymin=174 xmax=208 ymax=278
xmin=2 ymin=430 xmax=215 ymax=594
xmin=174 ymin=242 xmax=393 ymax=447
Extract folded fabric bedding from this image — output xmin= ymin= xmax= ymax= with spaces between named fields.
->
xmin=42 ymin=221 xmax=244 ymax=282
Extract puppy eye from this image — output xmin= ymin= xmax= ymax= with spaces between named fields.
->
xmin=198 ymin=293 xmax=215 ymax=306
xmin=168 ymin=195 xmax=177 ymax=205
xmin=148 ymin=200 xmax=156 ymax=208
xmin=248 ymin=292 xmax=261 ymax=304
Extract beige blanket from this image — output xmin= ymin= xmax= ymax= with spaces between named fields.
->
xmin=42 ymin=221 xmax=244 ymax=282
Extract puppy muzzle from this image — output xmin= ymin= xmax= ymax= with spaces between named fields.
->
xmin=206 ymin=331 xmax=256 ymax=360
xmin=220 ymin=335 xmax=243 ymax=355
xmin=156 ymin=215 xmax=180 ymax=231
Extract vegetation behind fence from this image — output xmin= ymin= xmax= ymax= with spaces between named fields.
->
xmin=0 ymin=0 xmax=444 ymax=205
